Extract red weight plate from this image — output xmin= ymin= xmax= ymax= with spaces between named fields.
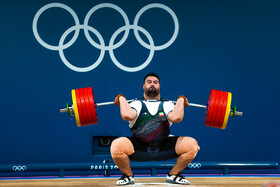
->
xmin=212 ymin=91 xmax=228 ymax=129
xmin=214 ymin=91 xmax=224 ymax=129
xmin=83 ymin=88 xmax=92 ymax=125
xmin=79 ymin=88 xmax=89 ymax=126
xmin=75 ymin=89 xmax=85 ymax=126
xmin=209 ymin=90 xmax=221 ymax=128
xmin=86 ymin=87 xmax=97 ymax=125
xmin=215 ymin=90 xmax=227 ymax=128
xmin=219 ymin=92 xmax=228 ymax=129
xmin=205 ymin=89 xmax=217 ymax=127
xmin=83 ymin=88 xmax=93 ymax=126
xmin=213 ymin=91 xmax=226 ymax=129
xmin=88 ymin=87 xmax=98 ymax=124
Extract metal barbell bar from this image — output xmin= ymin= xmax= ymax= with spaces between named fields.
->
xmin=60 ymin=100 xmax=242 ymax=116
xmin=60 ymin=87 xmax=243 ymax=129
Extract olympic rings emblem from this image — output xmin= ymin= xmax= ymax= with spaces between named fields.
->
xmin=12 ymin=165 xmax=27 ymax=171
xmin=32 ymin=3 xmax=179 ymax=72
xmin=188 ymin=163 xmax=202 ymax=169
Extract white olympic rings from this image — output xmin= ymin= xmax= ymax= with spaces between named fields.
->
xmin=32 ymin=3 xmax=179 ymax=72
xmin=12 ymin=165 xmax=27 ymax=171
xmin=188 ymin=163 xmax=202 ymax=169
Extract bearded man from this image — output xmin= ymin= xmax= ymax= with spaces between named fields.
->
xmin=111 ymin=72 xmax=200 ymax=185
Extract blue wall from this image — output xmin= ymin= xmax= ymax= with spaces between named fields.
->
xmin=0 ymin=0 xmax=279 ymax=172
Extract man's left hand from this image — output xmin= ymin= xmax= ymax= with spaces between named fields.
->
xmin=177 ymin=95 xmax=189 ymax=107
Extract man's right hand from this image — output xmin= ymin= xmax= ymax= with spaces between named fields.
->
xmin=114 ymin=94 xmax=137 ymax=121
xmin=114 ymin=94 xmax=126 ymax=106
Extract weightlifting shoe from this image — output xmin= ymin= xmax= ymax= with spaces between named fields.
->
xmin=116 ymin=174 xmax=135 ymax=185
xmin=166 ymin=172 xmax=190 ymax=185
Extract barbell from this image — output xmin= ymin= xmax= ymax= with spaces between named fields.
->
xmin=60 ymin=87 xmax=243 ymax=129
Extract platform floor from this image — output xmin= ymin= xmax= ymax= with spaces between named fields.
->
xmin=0 ymin=176 xmax=280 ymax=186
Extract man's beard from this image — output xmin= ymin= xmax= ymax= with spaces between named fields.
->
xmin=145 ymin=86 xmax=159 ymax=97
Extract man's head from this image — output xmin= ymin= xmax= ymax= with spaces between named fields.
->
xmin=143 ymin=72 xmax=161 ymax=99
xmin=143 ymin=72 xmax=160 ymax=84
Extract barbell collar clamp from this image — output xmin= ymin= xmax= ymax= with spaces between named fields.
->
xmin=60 ymin=105 xmax=74 ymax=113
xmin=230 ymin=110 xmax=243 ymax=116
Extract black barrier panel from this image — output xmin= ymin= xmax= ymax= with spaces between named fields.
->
xmin=0 ymin=162 xmax=278 ymax=177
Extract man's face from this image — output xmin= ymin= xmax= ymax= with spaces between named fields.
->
xmin=143 ymin=76 xmax=160 ymax=97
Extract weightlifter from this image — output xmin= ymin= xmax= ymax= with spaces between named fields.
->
xmin=111 ymin=72 xmax=200 ymax=185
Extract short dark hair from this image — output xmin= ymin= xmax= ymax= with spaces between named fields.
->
xmin=143 ymin=72 xmax=160 ymax=83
